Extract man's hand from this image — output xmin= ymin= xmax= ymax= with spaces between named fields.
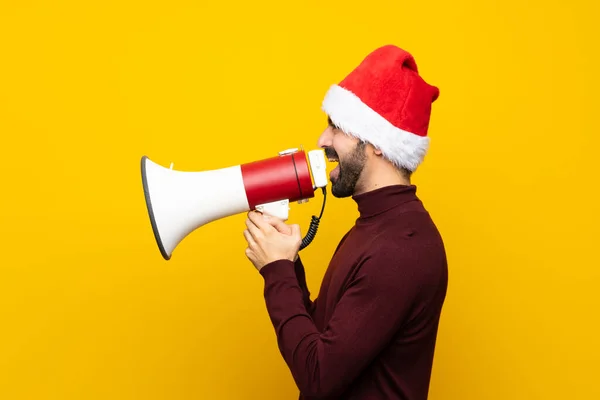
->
xmin=243 ymin=211 xmax=302 ymax=271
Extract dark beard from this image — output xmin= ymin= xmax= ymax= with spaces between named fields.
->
xmin=330 ymin=141 xmax=367 ymax=198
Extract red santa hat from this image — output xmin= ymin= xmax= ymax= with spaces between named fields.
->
xmin=321 ymin=45 xmax=440 ymax=172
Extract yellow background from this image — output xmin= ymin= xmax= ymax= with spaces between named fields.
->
xmin=1 ymin=1 xmax=599 ymax=399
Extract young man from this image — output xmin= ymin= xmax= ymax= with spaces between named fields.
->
xmin=243 ymin=45 xmax=448 ymax=400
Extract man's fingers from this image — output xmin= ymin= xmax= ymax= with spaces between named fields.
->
xmin=291 ymin=224 xmax=303 ymax=244
xmin=254 ymin=211 xmax=292 ymax=235
xmin=248 ymin=211 xmax=274 ymax=232
xmin=243 ymin=229 xmax=256 ymax=248
xmin=265 ymin=216 xmax=292 ymax=235
xmin=245 ymin=247 xmax=256 ymax=262
xmin=245 ymin=217 xmax=263 ymax=240
xmin=291 ymin=224 xmax=301 ymax=236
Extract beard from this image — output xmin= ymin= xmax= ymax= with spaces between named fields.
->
xmin=326 ymin=141 xmax=367 ymax=198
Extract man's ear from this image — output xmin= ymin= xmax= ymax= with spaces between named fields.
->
xmin=364 ymin=141 xmax=384 ymax=159
xmin=365 ymin=142 xmax=383 ymax=158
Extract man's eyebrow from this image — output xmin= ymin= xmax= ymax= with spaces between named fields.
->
xmin=328 ymin=116 xmax=337 ymax=128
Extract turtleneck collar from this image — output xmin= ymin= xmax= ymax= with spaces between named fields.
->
xmin=352 ymin=184 xmax=419 ymax=220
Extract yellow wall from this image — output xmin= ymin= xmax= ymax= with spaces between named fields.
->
xmin=1 ymin=1 xmax=598 ymax=398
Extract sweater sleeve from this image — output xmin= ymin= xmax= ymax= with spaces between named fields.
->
xmin=259 ymin=250 xmax=424 ymax=398
xmin=293 ymin=256 xmax=315 ymax=313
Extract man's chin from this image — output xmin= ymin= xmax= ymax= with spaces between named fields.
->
xmin=331 ymin=180 xmax=354 ymax=198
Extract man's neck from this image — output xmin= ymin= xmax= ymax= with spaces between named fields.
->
xmin=354 ymin=166 xmax=411 ymax=196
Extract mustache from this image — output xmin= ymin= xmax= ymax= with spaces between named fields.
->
xmin=324 ymin=147 xmax=338 ymax=159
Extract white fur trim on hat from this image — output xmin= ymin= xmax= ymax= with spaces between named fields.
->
xmin=321 ymin=84 xmax=429 ymax=172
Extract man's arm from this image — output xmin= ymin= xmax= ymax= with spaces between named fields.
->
xmin=292 ymin=230 xmax=350 ymax=315
xmin=293 ymin=256 xmax=315 ymax=314
xmin=259 ymin=250 xmax=425 ymax=398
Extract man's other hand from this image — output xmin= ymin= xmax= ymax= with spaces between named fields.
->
xmin=243 ymin=211 xmax=302 ymax=271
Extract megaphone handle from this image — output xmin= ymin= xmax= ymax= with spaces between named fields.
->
xmin=255 ymin=187 xmax=326 ymax=251
xmin=255 ymin=199 xmax=290 ymax=221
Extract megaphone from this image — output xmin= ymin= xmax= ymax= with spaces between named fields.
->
xmin=141 ymin=147 xmax=329 ymax=260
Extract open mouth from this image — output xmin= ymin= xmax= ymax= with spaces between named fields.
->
xmin=325 ymin=148 xmax=339 ymax=163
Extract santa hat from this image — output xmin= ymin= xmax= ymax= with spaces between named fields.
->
xmin=321 ymin=45 xmax=440 ymax=172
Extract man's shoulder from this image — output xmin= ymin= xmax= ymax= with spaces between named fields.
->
xmin=364 ymin=214 xmax=447 ymax=280
xmin=377 ymin=205 xmax=444 ymax=247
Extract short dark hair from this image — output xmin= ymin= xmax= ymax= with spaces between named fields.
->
xmin=399 ymin=167 xmax=413 ymax=179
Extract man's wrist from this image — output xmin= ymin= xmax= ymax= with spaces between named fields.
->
xmin=262 ymin=255 xmax=296 ymax=270
xmin=259 ymin=258 xmax=296 ymax=278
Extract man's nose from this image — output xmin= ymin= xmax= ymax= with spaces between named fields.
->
xmin=317 ymin=128 xmax=333 ymax=148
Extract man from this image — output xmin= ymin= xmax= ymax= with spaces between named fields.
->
xmin=243 ymin=45 xmax=448 ymax=399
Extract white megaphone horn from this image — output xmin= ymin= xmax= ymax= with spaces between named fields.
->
xmin=141 ymin=147 xmax=329 ymax=260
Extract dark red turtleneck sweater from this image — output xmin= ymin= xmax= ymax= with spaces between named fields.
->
xmin=259 ymin=185 xmax=448 ymax=399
